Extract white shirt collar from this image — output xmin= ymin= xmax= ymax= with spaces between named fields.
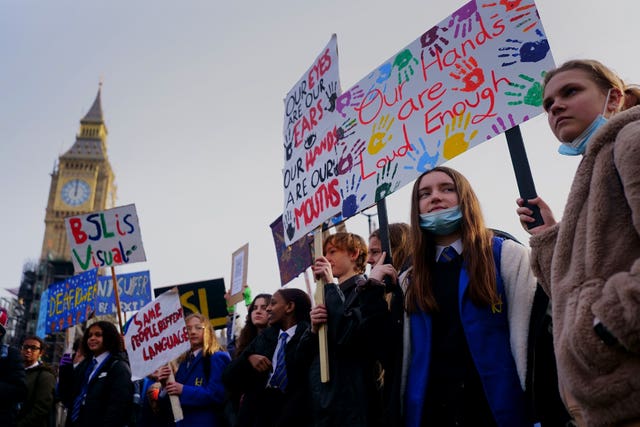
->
xmin=281 ymin=324 xmax=298 ymax=340
xmin=435 ymin=239 xmax=463 ymax=261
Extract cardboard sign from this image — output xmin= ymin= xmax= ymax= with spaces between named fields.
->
xmin=65 ymin=204 xmax=146 ymax=272
xmin=154 ymin=278 xmax=228 ymax=329
xmin=45 ymin=269 xmax=98 ymax=333
xmin=228 ymin=244 xmax=249 ymax=305
xmin=96 ymin=270 xmax=152 ymax=315
xmin=125 ymin=288 xmax=190 ymax=380
xmin=282 ymin=34 xmax=342 ymax=244
xmin=282 ymin=0 xmax=554 ymax=241
xmin=270 ymin=215 xmax=313 ymax=286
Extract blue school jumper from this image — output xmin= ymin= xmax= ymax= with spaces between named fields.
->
xmin=405 ymin=237 xmax=531 ymax=427
xmin=173 ymin=350 xmax=231 ymax=427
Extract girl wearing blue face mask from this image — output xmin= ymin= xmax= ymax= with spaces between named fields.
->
xmin=402 ymin=166 xmax=539 ymax=427
xmin=517 ymin=60 xmax=640 ymax=427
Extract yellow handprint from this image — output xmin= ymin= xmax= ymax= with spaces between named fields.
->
xmin=367 ymin=114 xmax=395 ymax=155
xmin=443 ymin=112 xmax=477 ymax=160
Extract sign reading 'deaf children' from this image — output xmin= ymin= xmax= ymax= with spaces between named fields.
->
xmin=283 ymin=34 xmax=342 ymax=245
xmin=46 ymin=268 xmax=98 ymax=333
xmin=65 ymin=204 xmax=146 ymax=272
xmin=96 ymin=270 xmax=152 ymax=315
xmin=125 ymin=288 xmax=190 ymax=380
xmin=282 ymin=0 xmax=555 ymax=242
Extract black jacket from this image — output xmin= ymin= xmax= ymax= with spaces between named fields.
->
xmin=298 ymin=275 xmax=390 ymax=427
xmin=59 ymin=353 xmax=133 ymax=427
xmin=0 ymin=344 xmax=27 ymax=427
xmin=222 ymin=321 xmax=311 ymax=427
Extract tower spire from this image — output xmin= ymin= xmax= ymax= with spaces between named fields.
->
xmin=81 ymin=81 xmax=104 ymax=124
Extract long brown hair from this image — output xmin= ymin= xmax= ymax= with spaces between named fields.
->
xmin=234 ymin=293 xmax=271 ymax=358
xmin=543 ymin=59 xmax=640 ymax=111
xmin=370 ymin=222 xmax=412 ymax=273
xmin=405 ymin=166 xmax=499 ymax=314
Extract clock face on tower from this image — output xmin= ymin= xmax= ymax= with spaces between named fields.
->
xmin=61 ymin=179 xmax=91 ymax=206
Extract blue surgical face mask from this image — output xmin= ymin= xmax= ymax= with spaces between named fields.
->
xmin=558 ymin=89 xmax=611 ymax=156
xmin=419 ymin=206 xmax=462 ymax=235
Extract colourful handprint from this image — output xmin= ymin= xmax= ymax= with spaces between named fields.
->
xmin=420 ymin=25 xmax=450 ymax=58
xmin=450 ymin=57 xmax=485 ymax=92
xmin=368 ymin=114 xmax=395 ymax=155
xmin=336 ymin=138 xmax=366 ymax=175
xmin=340 ymin=174 xmax=366 ymax=218
xmin=498 ymin=29 xmax=549 ymax=66
xmin=404 ymin=137 xmax=441 ymax=173
xmin=443 ymin=113 xmax=478 ymax=160
xmin=505 ymin=72 xmax=544 ymax=106
xmin=484 ymin=113 xmax=530 ymax=140
xmin=336 ymin=85 xmax=365 ymax=118
xmin=375 ymin=162 xmax=400 ymax=202
xmin=448 ymin=1 xmax=480 ymax=38
xmin=393 ymin=50 xmax=419 ymax=85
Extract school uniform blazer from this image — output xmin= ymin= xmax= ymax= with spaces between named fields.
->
xmin=60 ymin=354 xmax=133 ymax=427
xmin=222 ymin=322 xmax=312 ymax=427
xmin=172 ymin=350 xmax=231 ymax=427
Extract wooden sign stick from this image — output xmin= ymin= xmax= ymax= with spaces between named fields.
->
xmin=313 ymin=227 xmax=330 ymax=383
xmin=110 ymin=266 xmax=124 ymax=334
xmin=168 ymin=361 xmax=184 ymax=422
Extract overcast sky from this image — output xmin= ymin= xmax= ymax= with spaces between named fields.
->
xmin=2 ymin=0 xmax=638 ymax=299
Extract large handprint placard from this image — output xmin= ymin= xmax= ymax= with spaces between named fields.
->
xmin=282 ymin=0 xmax=554 ymax=244
xmin=282 ymin=34 xmax=342 ymax=245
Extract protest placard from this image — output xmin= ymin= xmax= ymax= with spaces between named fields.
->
xmin=45 ymin=269 xmax=98 ymax=333
xmin=96 ymin=270 xmax=152 ymax=315
xmin=154 ymin=278 xmax=228 ymax=329
xmin=228 ymin=244 xmax=248 ymax=305
xmin=281 ymin=0 xmax=555 ymax=239
xmin=282 ymin=34 xmax=342 ymax=245
xmin=125 ymin=288 xmax=190 ymax=380
xmin=65 ymin=203 xmax=146 ymax=272
xmin=270 ymin=215 xmax=313 ymax=286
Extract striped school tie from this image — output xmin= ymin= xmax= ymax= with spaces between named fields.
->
xmin=268 ymin=332 xmax=289 ymax=391
xmin=70 ymin=358 xmax=97 ymax=422
xmin=438 ymin=246 xmax=458 ymax=263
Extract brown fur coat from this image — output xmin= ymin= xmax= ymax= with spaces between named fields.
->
xmin=529 ymin=106 xmax=640 ymax=427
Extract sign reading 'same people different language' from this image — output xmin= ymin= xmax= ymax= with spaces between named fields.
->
xmin=45 ymin=268 xmax=98 ymax=333
xmin=283 ymin=34 xmax=342 ymax=245
xmin=65 ymin=204 xmax=146 ymax=272
xmin=96 ymin=270 xmax=152 ymax=315
xmin=282 ymin=0 xmax=554 ymax=243
xmin=125 ymin=288 xmax=190 ymax=380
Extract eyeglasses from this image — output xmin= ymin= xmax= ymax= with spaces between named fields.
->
xmin=21 ymin=345 xmax=41 ymax=352
xmin=187 ymin=325 xmax=206 ymax=332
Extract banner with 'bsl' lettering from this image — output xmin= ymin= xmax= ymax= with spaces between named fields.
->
xmin=65 ymin=204 xmax=146 ymax=272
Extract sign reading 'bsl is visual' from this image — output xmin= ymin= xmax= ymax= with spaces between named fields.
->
xmin=65 ymin=204 xmax=146 ymax=272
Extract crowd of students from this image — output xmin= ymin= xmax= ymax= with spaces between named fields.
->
xmin=1 ymin=58 xmax=639 ymax=427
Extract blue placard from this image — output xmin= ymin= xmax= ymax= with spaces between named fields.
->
xmin=96 ymin=270 xmax=152 ymax=314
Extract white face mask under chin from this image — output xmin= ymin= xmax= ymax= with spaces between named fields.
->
xmin=558 ymin=89 xmax=613 ymax=156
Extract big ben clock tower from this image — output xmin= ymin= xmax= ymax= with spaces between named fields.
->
xmin=41 ymin=84 xmax=117 ymax=261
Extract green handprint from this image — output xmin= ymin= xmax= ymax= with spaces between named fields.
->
xmin=505 ymin=72 xmax=545 ymax=107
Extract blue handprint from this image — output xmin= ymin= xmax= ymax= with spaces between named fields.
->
xmin=375 ymin=162 xmax=400 ymax=202
xmin=393 ymin=50 xmax=419 ymax=85
xmin=337 ymin=138 xmax=366 ymax=176
xmin=336 ymin=85 xmax=365 ymax=118
xmin=404 ymin=137 xmax=441 ymax=173
xmin=420 ymin=25 xmax=449 ymax=58
xmin=448 ymin=1 xmax=479 ymax=38
xmin=340 ymin=174 xmax=366 ymax=218
xmin=498 ymin=29 xmax=549 ymax=66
